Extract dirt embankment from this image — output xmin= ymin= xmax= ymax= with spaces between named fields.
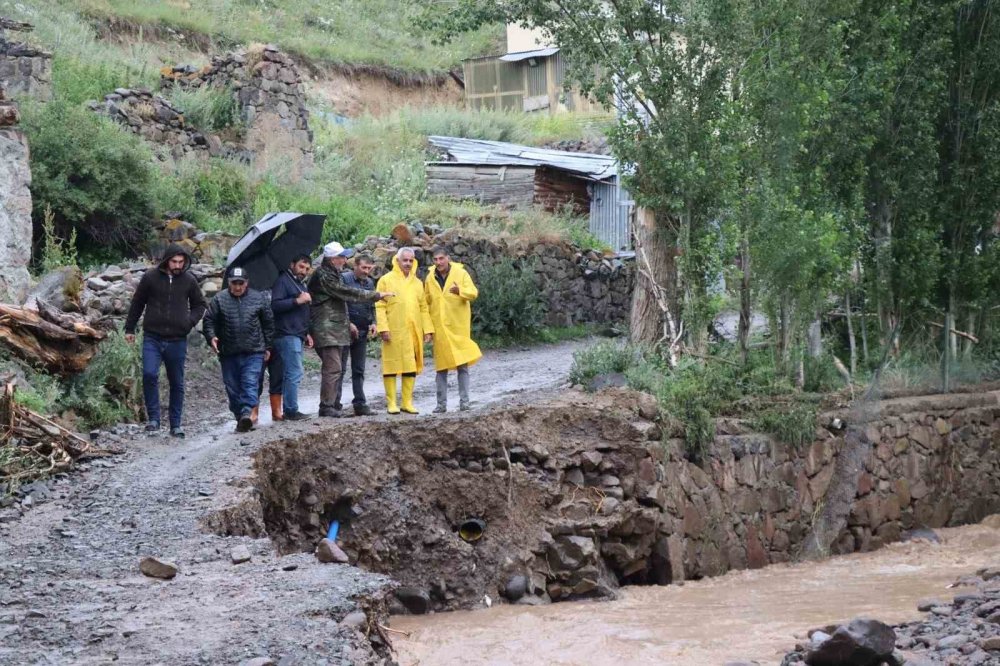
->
xmin=225 ymin=389 xmax=668 ymax=613
xmin=214 ymin=386 xmax=1000 ymax=619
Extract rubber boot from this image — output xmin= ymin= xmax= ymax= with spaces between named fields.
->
xmin=269 ymin=394 xmax=283 ymax=422
xmin=250 ymin=405 xmax=259 ymax=426
xmin=384 ymin=376 xmax=400 ymax=414
xmin=401 ymin=375 xmax=418 ymax=414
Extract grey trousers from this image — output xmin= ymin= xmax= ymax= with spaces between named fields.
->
xmin=436 ymin=364 xmax=470 ymax=409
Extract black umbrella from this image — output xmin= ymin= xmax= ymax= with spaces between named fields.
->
xmin=225 ymin=212 xmax=326 ymax=289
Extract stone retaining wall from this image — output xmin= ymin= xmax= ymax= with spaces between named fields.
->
xmin=679 ymin=391 xmax=1000 ymax=574
xmin=245 ymin=388 xmax=1000 ymax=613
xmin=357 ymin=226 xmax=633 ymax=327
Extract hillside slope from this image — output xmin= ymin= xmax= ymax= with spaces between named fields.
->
xmin=1 ymin=0 xmax=502 ymax=75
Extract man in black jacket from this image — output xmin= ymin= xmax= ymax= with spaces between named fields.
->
xmin=270 ymin=253 xmax=314 ymax=421
xmin=124 ymin=244 xmax=208 ymax=438
xmin=337 ymin=253 xmax=377 ymax=416
xmin=203 ymin=267 xmax=275 ymax=433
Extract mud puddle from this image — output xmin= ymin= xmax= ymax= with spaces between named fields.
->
xmin=393 ymin=524 xmax=1000 ymax=665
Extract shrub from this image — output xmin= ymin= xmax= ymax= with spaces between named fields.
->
xmin=21 ymin=100 xmax=158 ymax=255
xmin=61 ymin=331 xmax=143 ymax=427
xmin=752 ymin=403 xmax=819 ymax=446
xmin=167 ymin=84 xmax=243 ymax=133
xmin=569 ymin=340 xmax=634 ymax=386
xmin=156 ymin=158 xmax=255 ymax=233
xmin=469 ymin=257 xmax=546 ymax=340
xmin=38 ymin=205 xmax=79 ymax=274
xmin=680 ymin=399 xmax=714 ymax=464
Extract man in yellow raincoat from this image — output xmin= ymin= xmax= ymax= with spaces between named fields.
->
xmin=425 ymin=246 xmax=481 ymax=412
xmin=375 ymin=247 xmax=434 ymax=414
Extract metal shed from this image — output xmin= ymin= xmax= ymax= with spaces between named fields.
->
xmin=426 ymin=136 xmax=633 ymax=251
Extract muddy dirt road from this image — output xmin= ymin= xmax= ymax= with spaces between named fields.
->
xmin=0 ymin=340 xmax=587 ymax=666
xmin=393 ymin=524 xmax=1000 ymax=666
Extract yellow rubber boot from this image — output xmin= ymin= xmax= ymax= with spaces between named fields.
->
xmin=401 ymin=375 xmax=418 ymax=414
xmin=384 ymin=376 xmax=400 ymax=414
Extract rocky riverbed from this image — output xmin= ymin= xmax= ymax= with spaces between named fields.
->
xmin=781 ymin=561 xmax=1000 ymax=666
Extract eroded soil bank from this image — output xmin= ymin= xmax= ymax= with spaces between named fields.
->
xmin=244 ymin=386 xmax=1000 ymax=618
xmin=392 ymin=522 xmax=1000 ymax=665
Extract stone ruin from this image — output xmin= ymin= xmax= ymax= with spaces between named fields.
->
xmin=90 ymin=88 xmax=249 ymax=162
xmin=0 ymin=18 xmax=51 ymax=101
xmin=0 ymin=82 xmax=33 ymax=303
xmin=96 ymin=45 xmax=313 ymax=177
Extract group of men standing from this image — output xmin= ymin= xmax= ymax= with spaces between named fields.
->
xmin=124 ymin=240 xmax=482 ymax=435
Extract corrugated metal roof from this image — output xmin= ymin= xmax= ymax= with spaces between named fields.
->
xmin=499 ymin=47 xmax=559 ymax=62
xmin=427 ymin=135 xmax=617 ymax=181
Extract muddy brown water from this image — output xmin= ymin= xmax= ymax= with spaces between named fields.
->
xmin=393 ymin=524 xmax=1000 ymax=665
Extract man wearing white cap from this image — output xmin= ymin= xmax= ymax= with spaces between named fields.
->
xmin=307 ymin=242 xmax=392 ymax=417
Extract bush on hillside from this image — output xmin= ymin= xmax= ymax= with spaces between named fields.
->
xmin=469 ymin=257 xmax=546 ymax=340
xmin=569 ymin=340 xmax=634 ymax=386
xmin=61 ymin=331 xmax=144 ymax=427
xmin=167 ymin=84 xmax=243 ymax=134
xmin=21 ymin=101 xmax=158 ymax=255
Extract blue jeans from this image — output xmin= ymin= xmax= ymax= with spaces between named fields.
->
xmin=220 ymin=352 xmax=265 ymax=418
xmin=274 ymin=335 xmax=304 ymax=413
xmin=142 ymin=335 xmax=187 ymax=429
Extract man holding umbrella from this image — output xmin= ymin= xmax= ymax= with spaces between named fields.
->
xmin=225 ymin=211 xmax=327 ymax=422
xmin=309 ymin=242 xmax=392 ymax=418
xmin=203 ymin=267 xmax=275 ymax=433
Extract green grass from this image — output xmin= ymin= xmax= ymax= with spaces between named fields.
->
xmin=66 ymin=0 xmax=503 ymax=73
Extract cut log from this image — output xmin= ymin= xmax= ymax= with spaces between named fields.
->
xmin=0 ymin=303 xmax=107 ymax=375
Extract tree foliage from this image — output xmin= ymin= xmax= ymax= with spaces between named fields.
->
xmin=20 ymin=100 xmax=159 ymax=256
xmin=421 ymin=0 xmax=1000 ymax=386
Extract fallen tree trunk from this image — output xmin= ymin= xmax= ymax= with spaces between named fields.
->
xmin=0 ymin=302 xmax=107 ymax=375
xmin=0 ymin=383 xmax=100 ymax=485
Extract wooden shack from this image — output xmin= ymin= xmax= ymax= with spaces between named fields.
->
xmin=426 ymin=163 xmax=591 ymax=215
xmin=425 ymin=136 xmax=633 ymax=250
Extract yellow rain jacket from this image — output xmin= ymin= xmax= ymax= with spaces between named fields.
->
xmin=425 ymin=261 xmax=482 ymax=372
xmin=375 ymin=256 xmax=434 ymax=375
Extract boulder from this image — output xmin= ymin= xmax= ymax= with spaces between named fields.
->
xmin=24 ymin=266 xmax=83 ymax=313
xmin=395 ymin=587 xmax=431 ymax=614
xmin=503 ymin=575 xmax=528 ymax=601
xmin=230 ymin=545 xmax=252 ymax=564
xmin=315 ymin=538 xmax=349 ymax=564
xmin=805 ymin=618 xmax=895 ymax=666
xmin=391 ymin=223 xmax=414 ymax=246
xmin=139 ymin=556 xmax=178 ymax=580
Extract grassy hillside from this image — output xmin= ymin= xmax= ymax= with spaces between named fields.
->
xmin=3 ymin=0 xmax=610 ymax=270
xmin=3 ymin=0 xmax=501 ymax=74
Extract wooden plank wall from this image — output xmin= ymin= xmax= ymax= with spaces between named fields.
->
xmin=426 ymin=164 xmax=537 ymax=207
xmin=533 ymin=167 xmax=591 ymax=215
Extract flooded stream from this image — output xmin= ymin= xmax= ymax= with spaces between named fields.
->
xmin=393 ymin=524 xmax=1000 ymax=665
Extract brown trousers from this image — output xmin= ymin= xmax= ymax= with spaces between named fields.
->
xmin=316 ymin=346 xmax=344 ymax=409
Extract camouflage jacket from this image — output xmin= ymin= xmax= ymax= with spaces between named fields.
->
xmin=307 ymin=262 xmax=380 ymax=348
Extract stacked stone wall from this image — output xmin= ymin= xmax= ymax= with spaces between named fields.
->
xmin=94 ymin=46 xmax=313 ymax=175
xmin=658 ymin=391 xmax=1000 ymax=580
xmin=0 ymin=23 xmax=51 ymax=101
xmin=91 ymin=88 xmax=247 ymax=162
xmin=356 ymin=227 xmax=633 ymax=327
